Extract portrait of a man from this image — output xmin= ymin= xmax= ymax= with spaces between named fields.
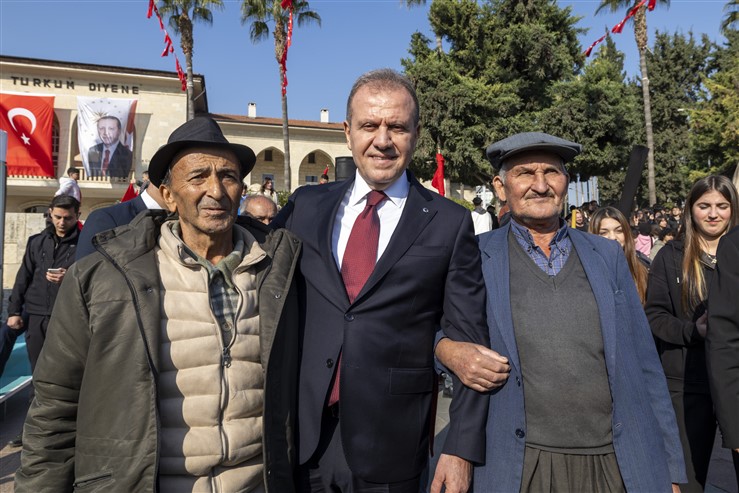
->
xmin=86 ymin=115 xmax=133 ymax=179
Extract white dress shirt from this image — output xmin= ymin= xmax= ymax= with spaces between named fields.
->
xmin=139 ymin=188 xmax=162 ymax=210
xmin=332 ymin=170 xmax=410 ymax=269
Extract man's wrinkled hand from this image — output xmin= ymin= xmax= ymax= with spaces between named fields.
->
xmin=436 ymin=339 xmax=510 ymax=392
xmin=431 ymin=454 xmax=471 ymax=493
xmin=7 ymin=315 xmax=24 ymax=330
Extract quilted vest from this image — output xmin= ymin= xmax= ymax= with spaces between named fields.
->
xmin=156 ymin=223 xmax=267 ymax=492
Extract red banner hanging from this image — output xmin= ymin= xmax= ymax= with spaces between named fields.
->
xmin=0 ymin=92 xmax=55 ymax=177
xmin=432 ymin=152 xmax=446 ymax=197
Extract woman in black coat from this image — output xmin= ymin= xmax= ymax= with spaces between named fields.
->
xmin=646 ymin=175 xmax=739 ymax=492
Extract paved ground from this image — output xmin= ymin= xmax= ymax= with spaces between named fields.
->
xmin=1 ymin=387 xmax=737 ymax=492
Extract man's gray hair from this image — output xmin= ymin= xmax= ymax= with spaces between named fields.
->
xmin=345 ymin=69 xmax=419 ymax=127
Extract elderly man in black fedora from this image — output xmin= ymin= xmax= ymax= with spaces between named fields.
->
xmin=16 ymin=116 xmax=302 ymax=492
xmin=437 ymin=132 xmax=686 ymax=492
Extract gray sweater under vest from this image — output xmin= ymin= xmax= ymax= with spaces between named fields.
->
xmin=509 ymin=232 xmax=614 ymax=454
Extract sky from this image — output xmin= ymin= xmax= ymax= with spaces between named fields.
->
xmin=0 ymin=0 xmax=731 ymax=123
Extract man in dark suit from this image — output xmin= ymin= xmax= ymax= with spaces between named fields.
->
xmin=87 ymin=115 xmax=133 ymax=179
xmin=273 ymin=69 xmax=504 ymax=493
xmin=706 ymin=225 xmax=739 ymax=483
xmin=76 ymin=182 xmax=165 ymax=260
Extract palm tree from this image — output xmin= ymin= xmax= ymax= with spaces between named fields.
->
xmin=722 ymin=0 xmax=739 ymax=33
xmin=158 ymin=0 xmax=224 ymax=121
xmin=241 ymin=0 xmax=321 ymax=192
xmin=596 ymin=0 xmax=670 ymax=206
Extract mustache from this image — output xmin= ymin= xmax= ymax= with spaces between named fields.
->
xmin=198 ymin=198 xmax=232 ymax=210
xmin=524 ymin=191 xmax=556 ymax=199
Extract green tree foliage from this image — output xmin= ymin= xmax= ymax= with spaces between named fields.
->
xmin=158 ymin=0 xmax=224 ymax=121
xmin=403 ymin=0 xmax=583 ymax=185
xmin=541 ymin=36 xmax=642 ymax=203
xmin=646 ymin=30 xmax=713 ymax=204
xmin=691 ymin=29 xmax=739 ymax=179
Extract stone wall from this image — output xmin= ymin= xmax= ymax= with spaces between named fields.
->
xmin=3 ymin=213 xmax=47 ymax=290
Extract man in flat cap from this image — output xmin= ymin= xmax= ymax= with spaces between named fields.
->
xmin=16 ymin=116 xmax=302 ymax=492
xmin=436 ymin=132 xmax=686 ymax=492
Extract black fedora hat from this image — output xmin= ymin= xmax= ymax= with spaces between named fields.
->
xmin=148 ymin=116 xmax=256 ymax=186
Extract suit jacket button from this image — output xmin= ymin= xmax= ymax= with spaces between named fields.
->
xmin=516 ymin=377 xmax=521 ymax=386
xmin=344 ymin=313 xmax=354 ymax=322
xmin=326 ymin=359 xmax=334 ymax=368
xmin=515 ymin=429 xmax=525 ymax=439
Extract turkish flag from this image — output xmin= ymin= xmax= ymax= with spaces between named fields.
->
xmin=432 ymin=152 xmax=445 ymax=197
xmin=121 ymin=183 xmax=138 ymax=202
xmin=0 ymin=93 xmax=55 ymax=177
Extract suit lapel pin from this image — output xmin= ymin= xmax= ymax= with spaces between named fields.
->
xmin=422 ymin=207 xmax=429 ymax=213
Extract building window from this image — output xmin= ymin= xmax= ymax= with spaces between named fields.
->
xmin=308 ymin=152 xmax=316 ymax=164
xmin=305 ymin=175 xmax=318 ymax=184
xmin=24 ymin=204 xmax=49 ymax=213
xmin=265 ymin=150 xmax=273 ymax=162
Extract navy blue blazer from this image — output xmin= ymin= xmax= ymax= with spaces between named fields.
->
xmin=77 ymin=195 xmax=148 ymax=260
xmin=474 ymin=225 xmax=686 ymax=492
xmin=274 ymin=171 xmax=490 ymax=483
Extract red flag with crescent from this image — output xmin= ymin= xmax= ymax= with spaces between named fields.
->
xmin=121 ymin=183 xmax=138 ymax=202
xmin=0 ymin=92 xmax=55 ymax=177
xmin=432 ymin=152 xmax=445 ymax=196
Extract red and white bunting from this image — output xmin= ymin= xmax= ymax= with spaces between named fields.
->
xmin=147 ymin=1 xmax=187 ymax=92
xmin=584 ymin=0 xmax=649 ymax=57
xmin=280 ymin=0 xmax=294 ymax=96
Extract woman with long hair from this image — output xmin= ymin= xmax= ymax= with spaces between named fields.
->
xmin=257 ymin=177 xmax=280 ymax=207
xmin=646 ymin=175 xmax=739 ymax=492
xmin=589 ymin=206 xmax=649 ymax=304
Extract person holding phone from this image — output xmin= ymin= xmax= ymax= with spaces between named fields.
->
xmin=646 ymin=175 xmax=739 ymax=492
xmin=7 ymin=195 xmax=80 ymax=373
xmin=5 ymin=194 xmax=80 ymax=448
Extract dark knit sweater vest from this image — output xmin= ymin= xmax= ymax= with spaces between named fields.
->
xmin=509 ymin=232 xmax=614 ymax=454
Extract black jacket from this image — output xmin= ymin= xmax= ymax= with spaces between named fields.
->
xmin=8 ymin=224 xmax=80 ymax=317
xmin=706 ymin=226 xmax=739 ymax=448
xmin=645 ymin=240 xmax=714 ymax=393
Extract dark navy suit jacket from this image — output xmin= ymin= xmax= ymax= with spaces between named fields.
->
xmin=76 ymin=195 xmax=147 ymax=260
xmin=273 ymin=171 xmax=490 ymax=483
xmin=474 ymin=224 xmax=686 ymax=492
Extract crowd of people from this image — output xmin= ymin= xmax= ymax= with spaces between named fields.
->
xmin=0 ymin=68 xmax=737 ymax=493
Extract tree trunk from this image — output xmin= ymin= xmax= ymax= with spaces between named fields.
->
xmin=635 ymin=7 xmax=656 ymax=205
xmin=639 ymin=50 xmax=656 ymax=205
xmin=186 ymin=53 xmax=195 ymax=121
xmin=281 ymin=67 xmax=291 ymax=192
xmin=179 ymin=13 xmax=195 ymax=122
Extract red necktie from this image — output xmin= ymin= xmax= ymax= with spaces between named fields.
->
xmin=328 ymin=190 xmax=387 ymax=406
xmin=102 ymin=149 xmax=110 ymax=174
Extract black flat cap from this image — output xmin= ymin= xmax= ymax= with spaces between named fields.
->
xmin=149 ymin=116 xmax=256 ymax=187
xmin=486 ymin=132 xmax=582 ymax=171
